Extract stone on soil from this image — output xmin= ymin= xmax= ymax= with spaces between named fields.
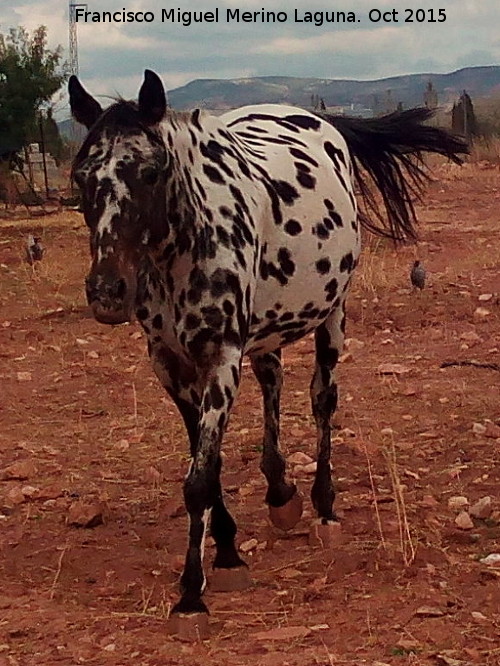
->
xmin=460 ymin=330 xmax=482 ymax=343
xmin=471 ymin=611 xmax=488 ymax=624
xmin=67 ymin=500 xmax=104 ymax=528
xmin=472 ymin=422 xmax=486 ymax=435
xmin=296 ymin=462 xmax=317 ymax=475
xmin=447 ymin=496 xmax=469 ymax=511
xmin=415 ymin=605 xmax=445 ymax=617
xmin=20 ymin=485 xmax=38 ymax=498
xmin=377 ymin=363 xmax=411 ymax=375
xmin=419 ymin=495 xmax=439 ymax=508
xmin=484 ymin=422 xmax=500 ymax=438
xmin=16 ymin=372 xmax=32 ymax=382
xmin=469 ymin=496 xmax=492 ymax=519
xmin=5 ymin=486 xmax=25 ymax=506
xmin=344 ymin=337 xmax=365 ymax=352
xmin=479 ymin=553 xmax=500 ymax=566
xmin=239 ymin=538 xmax=258 ymax=553
xmin=1 ymin=460 xmax=36 ymax=481
xmin=454 ymin=511 xmax=474 ymax=530
xmin=287 ymin=452 xmax=313 ymax=465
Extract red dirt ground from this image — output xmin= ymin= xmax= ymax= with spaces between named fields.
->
xmin=0 ymin=162 xmax=499 ymax=665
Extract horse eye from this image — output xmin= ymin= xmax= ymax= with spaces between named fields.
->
xmin=142 ymin=166 xmax=159 ymax=185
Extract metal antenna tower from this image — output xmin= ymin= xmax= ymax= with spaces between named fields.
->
xmin=69 ymin=2 xmax=87 ymax=76
xmin=68 ymin=2 xmax=87 ymax=183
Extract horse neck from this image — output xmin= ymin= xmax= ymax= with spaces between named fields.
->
xmin=147 ymin=117 xmax=206 ymax=270
xmin=157 ymin=112 xmax=219 ymax=245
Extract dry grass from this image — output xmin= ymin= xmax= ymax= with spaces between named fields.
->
xmin=381 ymin=436 xmax=417 ymax=567
xmin=469 ymin=136 xmax=500 ymax=164
xmin=355 ymin=232 xmax=419 ymax=299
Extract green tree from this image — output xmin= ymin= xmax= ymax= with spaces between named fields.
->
xmin=0 ymin=26 xmax=66 ymax=153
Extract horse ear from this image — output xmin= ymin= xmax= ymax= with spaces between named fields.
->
xmin=138 ymin=70 xmax=166 ymax=125
xmin=68 ymin=76 xmax=103 ymax=129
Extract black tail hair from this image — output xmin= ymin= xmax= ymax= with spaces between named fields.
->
xmin=321 ymin=107 xmax=469 ymax=242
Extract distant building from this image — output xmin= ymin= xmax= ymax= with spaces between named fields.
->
xmin=424 ymin=81 xmax=438 ymax=109
xmin=322 ymin=103 xmax=374 ymax=118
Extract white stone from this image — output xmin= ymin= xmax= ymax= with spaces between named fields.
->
xmin=479 ymin=553 xmax=500 ymax=565
xmin=239 ymin=538 xmax=258 ymax=553
xmin=469 ymin=496 xmax=492 ymax=519
xmin=472 ymin=422 xmax=486 ymax=435
xmin=447 ymin=496 xmax=469 ymax=511
xmin=287 ymin=452 xmax=313 ymax=465
xmin=455 ymin=511 xmax=474 ymax=530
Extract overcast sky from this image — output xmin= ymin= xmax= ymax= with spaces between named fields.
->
xmin=1 ymin=0 xmax=499 ymax=117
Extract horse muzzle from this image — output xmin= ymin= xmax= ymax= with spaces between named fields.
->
xmin=85 ymin=273 xmax=134 ymax=325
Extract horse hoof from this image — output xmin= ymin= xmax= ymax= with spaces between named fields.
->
xmin=167 ymin=612 xmax=210 ymax=641
xmin=269 ymin=491 xmax=303 ymax=530
xmin=309 ymin=520 xmax=342 ymax=549
xmin=211 ymin=565 xmax=252 ymax=592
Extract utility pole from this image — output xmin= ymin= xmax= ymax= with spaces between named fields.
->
xmin=38 ymin=112 xmax=49 ymax=199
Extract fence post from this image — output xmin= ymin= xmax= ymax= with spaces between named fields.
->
xmin=24 ymin=145 xmax=34 ymax=187
xmin=38 ymin=113 xmax=50 ymax=199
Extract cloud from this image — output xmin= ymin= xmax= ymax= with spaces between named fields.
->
xmin=1 ymin=0 xmax=67 ymax=50
xmin=253 ymin=26 xmax=406 ymax=56
xmin=1 ymin=0 xmax=499 ymax=117
xmin=77 ymin=22 xmax=164 ymax=51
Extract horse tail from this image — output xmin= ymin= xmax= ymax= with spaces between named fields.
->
xmin=321 ymin=107 xmax=469 ymax=242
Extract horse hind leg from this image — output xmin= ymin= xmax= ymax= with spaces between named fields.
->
xmin=251 ymin=350 xmax=303 ymax=531
xmin=309 ymin=303 xmax=345 ymax=548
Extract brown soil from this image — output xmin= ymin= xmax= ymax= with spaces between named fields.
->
xmin=0 ymin=163 xmax=499 ymax=665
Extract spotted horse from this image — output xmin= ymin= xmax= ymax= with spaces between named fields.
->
xmin=69 ymin=70 xmax=467 ymax=638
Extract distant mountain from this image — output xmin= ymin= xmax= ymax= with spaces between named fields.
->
xmin=59 ymin=65 xmax=500 ymax=136
xmin=167 ymin=66 xmax=500 ymax=111
xmin=58 ymin=119 xmax=87 ymax=142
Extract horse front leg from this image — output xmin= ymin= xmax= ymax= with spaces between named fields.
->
xmin=169 ymin=348 xmax=247 ymax=637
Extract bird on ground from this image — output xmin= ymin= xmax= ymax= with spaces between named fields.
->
xmin=410 ymin=260 xmax=426 ymax=289
xmin=25 ymin=235 xmax=44 ymax=265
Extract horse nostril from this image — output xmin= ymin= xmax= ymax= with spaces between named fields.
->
xmin=112 ymin=278 xmax=127 ymax=300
